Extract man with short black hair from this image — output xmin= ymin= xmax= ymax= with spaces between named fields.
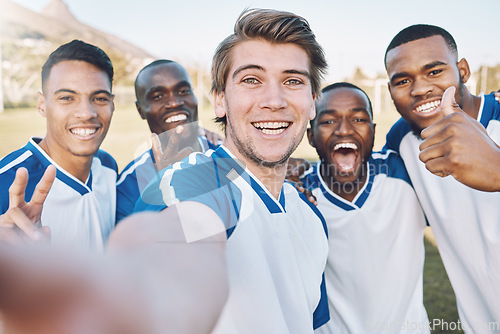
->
xmin=385 ymin=24 xmax=500 ymax=333
xmin=305 ymin=83 xmax=428 ymax=333
xmin=0 ymin=40 xmax=117 ymax=249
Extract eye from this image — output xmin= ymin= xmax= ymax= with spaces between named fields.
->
xmin=58 ymin=95 xmax=73 ymax=101
xmin=285 ymin=79 xmax=303 ymax=86
xmin=353 ymin=118 xmax=369 ymax=123
xmin=394 ymin=78 xmax=409 ymax=87
xmin=429 ymin=69 xmax=443 ymax=76
xmin=151 ymin=93 xmax=163 ymax=101
xmin=242 ymin=77 xmax=260 ymax=85
xmin=178 ymin=88 xmax=192 ymax=96
xmin=319 ymin=119 xmax=336 ymax=125
xmin=93 ymin=95 xmax=111 ymax=104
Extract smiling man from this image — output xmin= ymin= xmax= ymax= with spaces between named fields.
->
xmin=134 ymin=8 xmax=330 ymax=333
xmin=116 ymin=60 xmax=220 ymax=222
xmin=0 ymin=40 xmax=117 ymax=249
xmin=384 ymin=24 xmax=500 ymax=333
xmin=303 ymin=83 xmax=428 ymax=333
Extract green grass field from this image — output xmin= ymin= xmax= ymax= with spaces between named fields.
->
xmin=0 ymin=105 xmax=462 ymax=333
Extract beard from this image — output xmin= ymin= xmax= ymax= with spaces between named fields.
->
xmin=227 ymin=115 xmax=306 ymax=169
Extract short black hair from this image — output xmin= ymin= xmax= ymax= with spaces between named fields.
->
xmin=41 ymin=40 xmax=114 ymax=90
xmin=311 ymin=82 xmax=373 ymax=127
xmin=134 ymin=59 xmax=175 ymax=100
xmin=384 ymin=24 xmax=457 ymax=67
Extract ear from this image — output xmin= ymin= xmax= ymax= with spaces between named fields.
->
xmin=387 ymin=81 xmax=392 ymax=95
xmin=136 ymin=101 xmax=146 ymax=120
xmin=37 ymin=91 xmax=46 ymax=118
xmin=214 ymin=91 xmax=227 ymax=118
xmin=309 ymin=93 xmax=316 ymax=120
xmin=111 ymin=94 xmax=115 ymax=113
xmin=457 ymin=58 xmax=471 ymax=83
xmin=307 ymin=127 xmax=315 ymax=148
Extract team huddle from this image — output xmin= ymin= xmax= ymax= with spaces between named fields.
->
xmin=0 ymin=8 xmax=499 ymax=334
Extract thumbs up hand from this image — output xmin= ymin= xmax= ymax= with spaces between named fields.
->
xmin=418 ymin=86 xmax=500 ymax=191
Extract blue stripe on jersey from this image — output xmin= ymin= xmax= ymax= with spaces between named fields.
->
xmin=479 ymin=93 xmax=500 ymax=127
xmin=313 ymin=274 xmax=330 ymax=330
xmin=384 ymin=117 xmax=412 ymax=154
xmin=135 ymin=146 xmax=291 ymax=236
xmin=302 ymin=150 xmax=411 ymax=210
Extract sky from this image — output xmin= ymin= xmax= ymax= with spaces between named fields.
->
xmin=9 ymin=0 xmax=500 ymax=82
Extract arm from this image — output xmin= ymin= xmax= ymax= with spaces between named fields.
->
xmin=0 ymin=165 xmax=55 ymax=243
xmin=419 ymin=86 xmax=500 ymax=191
xmin=0 ymin=202 xmax=228 ymax=334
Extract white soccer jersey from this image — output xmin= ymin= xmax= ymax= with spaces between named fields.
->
xmin=303 ymin=151 xmax=429 ymax=334
xmin=0 ymin=137 xmax=117 ymax=251
xmin=385 ymin=93 xmax=500 ymax=333
xmin=135 ymin=145 xmax=330 ymax=333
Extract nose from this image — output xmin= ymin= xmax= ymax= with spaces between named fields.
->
xmin=164 ymin=94 xmax=184 ymax=109
xmin=334 ymin=118 xmax=354 ymax=136
xmin=410 ymin=77 xmax=433 ymax=98
xmin=75 ymin=99 xmax=97 ymax=119
xmin=259 ymin=81 xmax=288 ymax=111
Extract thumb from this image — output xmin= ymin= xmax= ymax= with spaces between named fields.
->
xmin=440 ymin=86 xmax=458 ymax=117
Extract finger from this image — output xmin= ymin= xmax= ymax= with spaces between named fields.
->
xmin=0 ymin=227 xmax=23 ymax=245
xmin=151 ymin=133 xmax=163 ymax=161
xmin=30 ymin=165 xmax=56 ymax=207
xmin=5 ymin=207 xmax=43 ymax=241
xmin=422 ymin=157 xmax=451 ymax=178
xmin=8 ymin=167 xmax=29 ymax=208
xmin=440 ymin=86 xmax=458 ymax=117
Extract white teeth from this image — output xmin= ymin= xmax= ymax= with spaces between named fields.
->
xmin=334 ymin=142 xmax=358 ymax=150
xmin=70 ymin=128 xmax=97 ymax=136
xmin=416 ymin=100 xmax=440 ymax=113
xmin=260 ymin=128 xmax=286 ymax=135
xmin=165 ymin=114 xmax=187 ymax=123
xmin=253 ymin=121 xmax=290 ymax=129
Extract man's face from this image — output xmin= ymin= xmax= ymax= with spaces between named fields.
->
xmin=135 ymin=62 xmax=198 ymax=135
xmin=214 ymin=39 xmax=315 ymax=168
xmin=386 ymin=35 xmax=468 ymax=135
xmin=308 ymin=87 xmax=374 ymax=185
xmin=38 ymin=60 xmax=114 ymax=159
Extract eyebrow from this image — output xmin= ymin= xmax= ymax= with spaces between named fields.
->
xmin=390 ymin=60 xmax=448 ymax=83
xmin=231 ymin=65 xmax=311 ymax=79
xmin=318 ymin=108 xmax=370 ymax=117
xmin=54 ymin=89 xmax=112 ymax=97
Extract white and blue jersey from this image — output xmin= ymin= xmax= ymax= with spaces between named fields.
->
xmin=303 ymin=151 xmax=428 ymax=334
xmin=135 ymin=145 xmax=330 ymax=333
xmin=0 ymin=137 xmax=117 ymax=251
xmin=116 ymin=135 xmax=215 ymax=222
xmin=385 ymin=93 xmax=500 ymax=333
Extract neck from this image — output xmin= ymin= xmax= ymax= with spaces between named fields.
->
xmin=320 ymin=161 xmax=368 ymax=202
xmin=461 ymin=90 xmax=482 ymax=120
xmin=224 ymin=145 xmax=286 ymax=200
xmin=38 ymin=139 xmax=93 ymax=183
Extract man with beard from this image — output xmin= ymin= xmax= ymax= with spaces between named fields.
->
xmin=385 ymin=24 xmax=500 ymax=333
xmin=303 ymin=83 xmax=428 ymax=333
xmin=135 ymin=8 xmax=330 ymax=333
xmin=116 ymin=60 xmax=221 ymax=222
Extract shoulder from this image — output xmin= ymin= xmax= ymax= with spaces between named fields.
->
xmin=384 ymin=117 xmax=412 ymax=153
xmin=370 ymin=149 xmax=412 ymax=186
xmin=117 ymin=150 xmax=153 ymax=186
xmin=479 ymin=93 xmax=500 ymax=126
xmin=300 ymin=161 xmax=321 ymax=190
xmin=94 ymin=150 xmax=118 ymax=173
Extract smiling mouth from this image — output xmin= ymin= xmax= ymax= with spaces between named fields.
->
xmin=252 ymin=121 xmax=291 ymax=135
xmin=69 ymin=128 xmax=97 ymax=136
xmin=415 ymin=100 xmax=441 ymax=114
xmin=165 ymin=114 xmax=188 ymax=124
xmin=332 ymin=142 xmax=359 ymax=172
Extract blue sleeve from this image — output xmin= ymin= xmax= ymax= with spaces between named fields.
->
xmin=384 ymin=118 xmax=411 ymax=153
xmin=134 ymin=155 xmax=244 ymax=235
xmin=313 ymin=273 xmax=330 ymax=329
xmin=116 ymin=171 xmax=141 ymax=223
xmin=95 ymin=150 xmax=118 ymax=175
